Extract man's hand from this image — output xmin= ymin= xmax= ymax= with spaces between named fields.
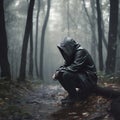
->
xmin=52 ymin=71 xmax=62 ymax=80
xmin=52 ymin=73 xmax=56 ymax=80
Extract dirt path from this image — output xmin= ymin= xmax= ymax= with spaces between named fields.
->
xmin=21 ymin=84 xmax=65 ymax=120
xmin=0 ymin=83 xmax=115 ymax=120
xmin=17 ymin=85 xmax=114 ymax=120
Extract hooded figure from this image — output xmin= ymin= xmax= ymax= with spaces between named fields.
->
xmin=53 ymin=37 xmax=98 ymax=104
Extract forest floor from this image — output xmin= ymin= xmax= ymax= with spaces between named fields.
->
xmin=0 ymin=76 xmax=120 ymax=120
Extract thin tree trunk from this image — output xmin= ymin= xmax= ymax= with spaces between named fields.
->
xmin=90 ymin=0 xmax=97 ymax=64
xmin=106 ymin=0 xmax=119 ymax=74
xmin=67 ymin=0 xmax=70 ymax=36
xmin=83 ymin=0 xmax=97 ymax=63
xmin=35 ymin=0 xmax=41 ymax=77
xmin=0 ymin=0 xmax=11 ymax=80
xmin=18 ymin=0 xmax=35 ymax=81
xmin=29 ymin=24 xmax=33 ymax=78
xmin=101 ymin=15 xmax=107 ymax=49
xmin=39 ymin=0 xmax=51 ymax=80
xmin=96 ymin=0 xmax=104 ymax=71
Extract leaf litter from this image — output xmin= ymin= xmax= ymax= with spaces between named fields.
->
xmin=0 ymin=79 xmax=120 ymax=120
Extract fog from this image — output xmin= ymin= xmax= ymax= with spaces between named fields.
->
xmin=2 ymin=0 xmax=120 ymax=82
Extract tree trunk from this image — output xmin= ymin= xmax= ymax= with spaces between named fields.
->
xmin=82 ymin=0 xmax=97 ymax=64
xmin=18 ymin=0 xmax=35 ymax=81
xmin=105 ymin=0 xmax=119 ymax=74
xmin=35 ymin=0 xmax=41 ymax=77
xmin=67 ymin=0 xmax=70 ymax=36
xmin=28 ymin=24 xmax=33 ymax=78
xmin=115 ymin=1 xmax=120 ymax=72
xmin=101 ymin=14 xmax=107 ymax=50
xmin=90 ymin=0 xmax=97 ymax=64
xmin=0 ymin=0 xmax=11 ymax=80
xmin=96 ymin=0 xmax=104 ymax=71
xmin=39 ymin=0 xmax=51 ymax=80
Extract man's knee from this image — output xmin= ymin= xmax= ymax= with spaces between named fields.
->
xmin=58 ymin=71 xmax=74 ymax=83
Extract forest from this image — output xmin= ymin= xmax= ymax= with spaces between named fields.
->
xmin=0 ymin=0 xmax=120 ymax=120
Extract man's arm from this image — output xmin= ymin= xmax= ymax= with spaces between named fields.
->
xmin=52 ymin=62 xmax=67 ymax=80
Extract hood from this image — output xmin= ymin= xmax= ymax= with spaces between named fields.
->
xmin=57 ymin=37 xmax=80 ymax=63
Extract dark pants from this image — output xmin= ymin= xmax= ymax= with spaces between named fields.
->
xmin=58 ymin=71 xmax=95 ymax=99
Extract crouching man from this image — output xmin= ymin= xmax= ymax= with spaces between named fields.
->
xmin=52 ymin=37 xmax=98 ymax=104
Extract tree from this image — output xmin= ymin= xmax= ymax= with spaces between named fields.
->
xmin=18 ymin=0 xmax=35 ymax=81
xmin=35 ymin=0 xmax=41 ymax=77
xmin=90 ymin=0 xmax=97 ymax=64
xmin=105 ymin=0 xmax=119 ymax=74
xmin=0 ymin=0 xmax=11 ymax=80
xmin=96 ymin=0 xmax=104 ymax=71
xmin=115 ymin=1 xmax=120 ymax=72
xmin=82 ymin=0 xmax=97 ymax=64
xmin=82 ymin=0 xmax=107 ymax=66
xmin=67 ymin=0 xmax=70 ymax=36
xmin=28 ymin=25 xmax=33 ymax=78
xmin=101 ymin=11 xmax=107 ymax=50
xmin=39 ymin=0 xmax=51 ymax=80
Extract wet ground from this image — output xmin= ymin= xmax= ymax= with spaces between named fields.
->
xmin=26 ymin=84 xmax=114 ymax=120
xmin=22 ymin=84 xmax=66 ymax=120
xmin=0 ymin=82 xmax=116 ymax=120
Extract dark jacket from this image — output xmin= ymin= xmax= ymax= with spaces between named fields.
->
xmin=57 ymin=37 xmax=97 ymax=86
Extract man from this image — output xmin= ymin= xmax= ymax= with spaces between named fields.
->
xmin=52 ymin=37 xmax=98 ymax=104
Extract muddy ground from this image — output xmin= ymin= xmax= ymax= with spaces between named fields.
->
xmin=0 ymin=80 xmax=119 ymax=120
